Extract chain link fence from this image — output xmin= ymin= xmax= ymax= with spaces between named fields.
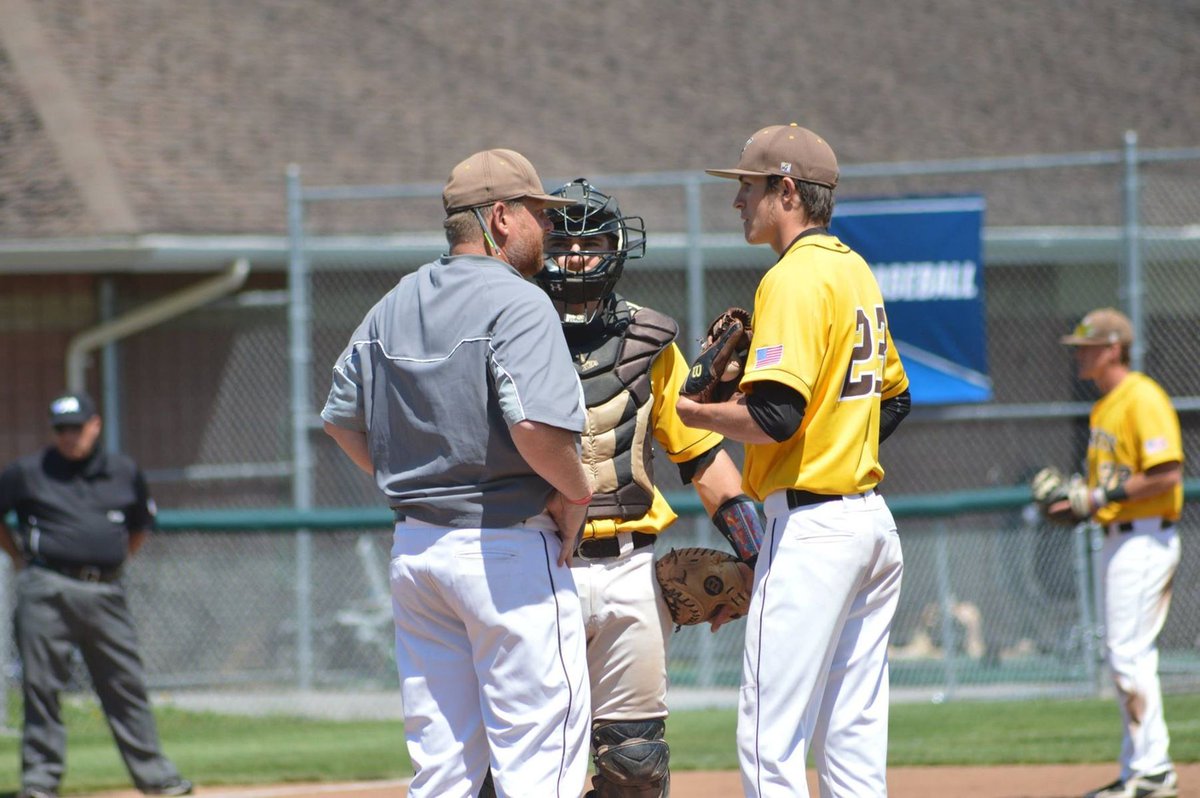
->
xmin=5 ymin=138 xmax=1200 ymax=719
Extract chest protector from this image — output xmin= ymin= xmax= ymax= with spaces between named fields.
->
xmin=571 ymin=299 xmax=677 ymax=520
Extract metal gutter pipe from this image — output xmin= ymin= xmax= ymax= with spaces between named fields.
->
xmin=65 ymin=257 xmax=251 ymax=392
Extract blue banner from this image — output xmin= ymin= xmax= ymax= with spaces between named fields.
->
xmin=830 ymin=195 xmax=991 ymax=405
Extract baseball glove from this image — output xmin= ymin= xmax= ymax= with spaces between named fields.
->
xmin=681 ymin=307 xmax=753 ymax=403
xmin=655 ymin=547 xmax=751 ymax=628
xmin=1030 ymin=466 xmax=1082 ymax=523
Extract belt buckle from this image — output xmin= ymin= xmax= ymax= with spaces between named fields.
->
xmin=79 ymin=565 xmax=102 ymax=583
xmin=574 ymin=538 xmax=604 ymax=562
xmin=576 ymin=534 xmax=625 ymax=561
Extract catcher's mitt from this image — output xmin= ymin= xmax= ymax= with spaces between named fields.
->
xmin=1030 ymin=466 xmax=1083 ymax=523
xmin=655 ymin=547 xmax=750 ymax=628
xmin=681 ymin=307 xmax=752 ymax=403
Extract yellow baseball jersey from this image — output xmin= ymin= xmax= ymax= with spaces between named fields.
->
xmin=739 ymin=233 xmax=908 ymax=501
xmin=585 ymin=340 xmax=723 ymax=538
xmin=1088 ymin=371 xmax=1183 ymax=525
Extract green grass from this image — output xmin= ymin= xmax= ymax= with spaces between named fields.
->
xmin=887 ymin=694 xmax=1200 ymax=766
xmin=0 ymin=698 xmax=411 ymax=794
xmin=2 ymin=692 xmax=1198 ymax=794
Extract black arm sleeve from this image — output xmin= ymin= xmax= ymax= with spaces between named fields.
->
xmin=676 ymin=443 xmax=721 ymax=485
xmin=745 ymin=381 xmax=807 ymax=443
xmin=0 ymin=462 xmax=23 ymax=517
xmin=879 ymin=389 xmax=912 ymax=444
xmin=126 ymin=468 xmax=158 ymax=531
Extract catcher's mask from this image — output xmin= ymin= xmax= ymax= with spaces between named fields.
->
xmin=537 ymin=178 xmax=646 ymax=324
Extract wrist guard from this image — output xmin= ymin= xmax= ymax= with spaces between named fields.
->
xmin=712 ymin=494 xmax=764 ymax=567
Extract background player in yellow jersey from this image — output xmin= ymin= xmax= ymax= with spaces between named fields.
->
xmin=479 ymin=178 xmax=757 ymax=798
xmin=1051 ymin=308 xmax=1182 ymax=798
xmin=678 ymin=124 xmax=911 ymax=797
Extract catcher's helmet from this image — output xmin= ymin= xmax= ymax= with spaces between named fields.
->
xmin=537 ymin=178 xmax=646 ymax=323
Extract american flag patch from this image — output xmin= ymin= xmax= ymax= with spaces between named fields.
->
xmin=1145 ymin=436 xmax=1169 ymax=454
xmin=754 ymin=344 xmax=784 ymax=368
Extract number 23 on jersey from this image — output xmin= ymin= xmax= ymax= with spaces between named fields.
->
xmin=841 ymin=305 xmax=887 ymax=401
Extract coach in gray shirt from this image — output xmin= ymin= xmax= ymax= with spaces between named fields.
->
xmin=322 ymin=149 xmax=594 ymax=798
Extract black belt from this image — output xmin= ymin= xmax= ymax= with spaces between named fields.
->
xmin=31 ymin=559 xmax=123 ymax=583
xmin=575 ymin=531 xmax=657 ymax=560
xmin=1110 ymin=520 xmax=1175 ymax=535
xmin=786 ymin=489 xmax=874 ymax=509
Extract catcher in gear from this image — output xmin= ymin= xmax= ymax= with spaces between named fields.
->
xmin=477 ymin=178 xmax=759 ymax=798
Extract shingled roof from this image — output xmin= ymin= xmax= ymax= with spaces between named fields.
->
xmin=0 ymin=0 xmax=1197 ymax=238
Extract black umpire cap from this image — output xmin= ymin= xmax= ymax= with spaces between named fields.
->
xmin=48 ymin=391 xmax=98 ymax=426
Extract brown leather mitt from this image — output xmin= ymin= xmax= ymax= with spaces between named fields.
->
xmin=681 ymin=307 xmax=753 ymax=403
xmin=655 ymin=547 xmax=751 ymax=628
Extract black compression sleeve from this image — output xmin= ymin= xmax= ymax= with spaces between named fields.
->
xmin=879 ymin=389 xmax=912 ymax=444
xmin=745 ymin=381 xmax=807 ymax=442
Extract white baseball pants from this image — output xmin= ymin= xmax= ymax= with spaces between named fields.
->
xmin=573 ymin=542 xmax=672 ymax=721
xmin=739 ymin=490 xmax=903 ymax=798
xmin=1100 ymin=521 xmax=1181 ymax=781
xmin=390 ymin=519 xmax=591 ymax=798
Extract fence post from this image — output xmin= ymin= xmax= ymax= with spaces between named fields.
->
xmin=0 ymin=561 xmax=9 ymax=733
xmin=99 ymin=277 xmax=123 ymax=454
xmin=1088 ymin=523 xmax=1112 ymax=698
xmin=1072 ymin=523 xmax=1099 ymax=694
xmin=684 ymin=177 xmax=706 ymax=359
xmin=1121 ymin=130 xmax=1144 ymax=371
xmin=287 ymin=165 xmax=316 ymax=690
xmin=933 ymin=522 xmax=957 ymax=701
xmin=694 ymin=515 xmax=716 ymax=689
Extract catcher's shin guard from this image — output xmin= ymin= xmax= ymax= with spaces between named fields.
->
xmin=590 ymin=718 xmax=670 ymax=797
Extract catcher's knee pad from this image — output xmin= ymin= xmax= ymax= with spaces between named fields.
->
xmin=590 ymin=718 xmax=670 ymax=797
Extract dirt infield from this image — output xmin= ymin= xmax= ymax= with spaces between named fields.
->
xmin=73 ymin=762 xmax=1200 ymax=797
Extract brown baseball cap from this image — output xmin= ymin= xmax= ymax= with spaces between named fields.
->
xmin=707 ymin=123 xmax=839 ymax=188
xmin=442 ymin=149 xmax=573 ymax=214
xmin=1060 ymin=307 xmax=1133 ymax=346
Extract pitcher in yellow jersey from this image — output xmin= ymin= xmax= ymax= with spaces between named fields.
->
xmin=1052 ymin=308 xmax=1182 ymax=798
xmin=677 ymin=124 xmax=911 ymax=798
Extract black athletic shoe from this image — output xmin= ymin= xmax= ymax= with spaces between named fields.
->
xmin=1084 ymin=770 xmax=1178 ymax=798
xmin=1132 ymin=769 xmax=1178 ymax=798
xmin=142 ymin=778 xmax=194 ymax=796
xmin=1085 ymin=777 xmax=1131 ymax=798
xmin=17 ymin=788 xmax=58 ymax=798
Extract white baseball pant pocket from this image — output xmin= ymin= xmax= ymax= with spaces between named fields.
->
xmin=391 ymin=523 xmax=590 ymax=798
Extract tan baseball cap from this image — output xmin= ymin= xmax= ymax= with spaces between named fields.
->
xmin=707 ymin=123 xmax=839 ymax=188
xmin=442 ymin=149 xmax=573 ymax=214
xmin=1060 ymin=307 xmax=1133 ymax=346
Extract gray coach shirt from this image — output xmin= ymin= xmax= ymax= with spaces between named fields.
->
xmin=321 ymin=254 xmax=586 ymax=528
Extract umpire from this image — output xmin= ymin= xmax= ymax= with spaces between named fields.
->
xmin=0 ymin=392 xmax=192 ymax=798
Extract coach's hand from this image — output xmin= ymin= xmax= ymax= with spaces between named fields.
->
xmin=547 ymin=491 xmax=590 ymax=567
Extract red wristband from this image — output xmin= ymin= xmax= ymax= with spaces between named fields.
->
xmin=566 ymin=493 xmax=592 ymax=506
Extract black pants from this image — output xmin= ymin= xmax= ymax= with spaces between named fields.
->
xmin=15 ymin=566 xmax=182 ymax=792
